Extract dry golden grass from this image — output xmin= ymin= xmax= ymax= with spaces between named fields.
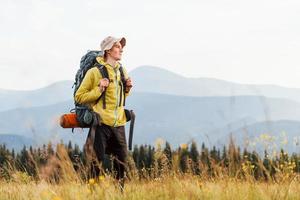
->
xmin=1 ymin=143 xmax=300 ymax=200
xmin=1 ymin=173 xmax=300 ymax=200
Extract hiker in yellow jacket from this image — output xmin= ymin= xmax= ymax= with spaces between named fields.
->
xmin=75 ymin=36 xmax=132 ymax=188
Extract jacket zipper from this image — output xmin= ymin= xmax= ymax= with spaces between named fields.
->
xmin=113 ymin=68 xmax=120 ymax=127
xmin=119 ymin=81 xmax=123 ymax=107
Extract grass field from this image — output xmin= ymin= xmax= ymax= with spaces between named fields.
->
xmin=1 ymin=142 xmax=300 ymax=200
xmin=0 ymin=173 xmax=300 ymax=200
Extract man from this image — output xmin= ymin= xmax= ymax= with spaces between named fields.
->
xmin=74 ymin=36 xmax=132 ymax=188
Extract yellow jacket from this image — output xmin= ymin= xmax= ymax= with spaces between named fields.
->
xmin=74 ymin=56 xmax=131 ymax=127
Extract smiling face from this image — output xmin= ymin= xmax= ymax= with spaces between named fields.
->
xmin=106 ymin=41 xmax=123 ymax=61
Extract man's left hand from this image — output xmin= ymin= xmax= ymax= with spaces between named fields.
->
xmin=125 ymin=78 xmax=133 ymax=92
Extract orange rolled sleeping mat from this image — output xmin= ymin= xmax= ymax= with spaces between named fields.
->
xmin=60 ymin=113 xmax=88 ymax=128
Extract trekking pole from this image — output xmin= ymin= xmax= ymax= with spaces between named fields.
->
xmin=128 ymin=110 xmax=135 ymax=151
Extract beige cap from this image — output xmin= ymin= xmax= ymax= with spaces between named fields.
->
xmin=100 ymin=36 xmax=126 ymax=53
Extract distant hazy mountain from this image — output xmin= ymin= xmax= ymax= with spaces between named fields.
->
xmin=0 ymin=80 xmax=73 ymax=111
xmin=1 ymin=92 xmax=300 ymax=151
xmin=2 ymin=66 xmax=300 ymax=112
xmin=0 ymin=134 xmax=36 ymax=151
xmin=130 ymin=66 xmax=300 ymax=102
xmin=0 ymin=99 xmax=86 ymax=148
xmin=212 ymin=120 xmax=300 ymax=154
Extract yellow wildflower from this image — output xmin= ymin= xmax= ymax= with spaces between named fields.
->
xmin=99 ymin=175 xmax=105 ymax=181
xmin=89 ymin=178 xmax=95 ymax=185
xmin=180 ymin=143 xmax=188 ymax=150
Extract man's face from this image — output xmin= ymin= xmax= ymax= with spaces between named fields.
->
xmin=107 ymin=41 xmax=123 ymax=61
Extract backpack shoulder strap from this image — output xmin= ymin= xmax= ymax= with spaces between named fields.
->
xmin=119 ymin=65 xmax=126 ymax=84
xmin=95 ymin=63 xmax=109 ymax=79
xmin=94 ymin=63 xmax=109 ymax=109
xmin=119 ymin=64 xmax=127 ymax=106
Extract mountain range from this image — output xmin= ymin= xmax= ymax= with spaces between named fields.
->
xmin=2 ymin=66 xmax=300 ymax=111
xmin=1 ymin=66 xmax=300 ymax=154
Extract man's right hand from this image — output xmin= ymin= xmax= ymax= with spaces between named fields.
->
xmin=99 ymin=78 xmax=109 ymax=92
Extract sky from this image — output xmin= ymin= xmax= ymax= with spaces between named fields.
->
xmin=1 ymin=0 xmax=300 ymax=90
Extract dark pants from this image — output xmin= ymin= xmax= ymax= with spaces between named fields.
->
xmin=87 ymin=124 xmax=128 ymax=181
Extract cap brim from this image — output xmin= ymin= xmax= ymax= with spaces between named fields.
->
xmin=118 ymin=37 xmax=126 ymax=47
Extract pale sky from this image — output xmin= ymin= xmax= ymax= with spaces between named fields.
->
xmin=1 ymin=0 xmax=300 ymax=90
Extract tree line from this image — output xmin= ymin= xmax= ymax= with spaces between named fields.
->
xmin=0 ymin=138 xmax=299 ymax=182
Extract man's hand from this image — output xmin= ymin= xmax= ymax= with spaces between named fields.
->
xmin=99 ymin=78 xmax=109 ymax=92
xmin=125 ymin=77 xmax=133 ymax=92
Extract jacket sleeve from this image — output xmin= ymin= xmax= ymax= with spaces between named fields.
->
xmin=122 ymin=67 xmax=132 ymax=97
xmin=74 ymin=68 xmax=102 ymax=104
